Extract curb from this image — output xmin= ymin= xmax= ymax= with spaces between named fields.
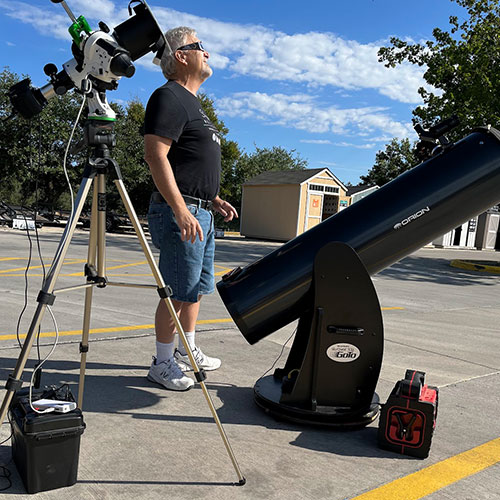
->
xmin=450 ymin=259 xmax=500 ymax=274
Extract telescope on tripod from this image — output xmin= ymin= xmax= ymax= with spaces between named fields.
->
xmin=8 ymin=0 xmax=167 ymax=121
xmin=1 ymin=0 xmax=246 ymax=486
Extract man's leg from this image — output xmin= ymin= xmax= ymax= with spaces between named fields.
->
xmin=178 ymin=298 xmax=201 ymax=334
xmin=176 ymin=297 xmax=201 ymax=353
xmin=174 ymin=295 xmax=221 ymax=372
xmin=155 ymin=297 xmax=201 ymax=353
xmin=173 ymin=208 xmax=220 ymax=370
xmin=155 ymin=297 xmax=200 ymax=342
xmin=147 ymin=298 xmax=194 ymax=391
xmin=155 ymin=298 xmax=182 ymax=344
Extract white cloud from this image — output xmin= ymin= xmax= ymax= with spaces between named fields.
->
xmin=149 ymin=6 xmax=429 ymax=103
xmin=368 ymin=135 xmax=399 ymax=143
xmin=0 ymin=1 xmax=71 ymax=40
xmin=0 ymin=1 xmax=430 ymax=104
xmin=0 ymin=1 xmax=129 ymax=40
xmin=300 ymin=139 xmax=332 ymax=144
xmin=6 ymin=41 xmax=14 ymax=46
xmin=68 ymin=0 xmax=116 ymax=21
xmin=110 ymin=97 xmax=127 ymax=106
xmin=216 ymin=91 xmax=414 ymax=139
xmin=334 ymin=142 xmax=376 ymax=149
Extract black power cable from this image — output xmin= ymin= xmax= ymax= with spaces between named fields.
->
xmin=256 ymin=327 xmax=297 ymax=383
xmin=15 ymin=118 xmax=35 ymax=350
xmin=33 ymin=117 xmax=47 ymax=372
xmin=0 ymin=417 xmax=13 ymax=492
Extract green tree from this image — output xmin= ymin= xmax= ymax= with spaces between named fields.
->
xmin=360 ymin=138 xmax=417 ymax=186
xmin=198 ymin=93 xmax=241 ymax=206
xmin=378 ymin=0 xmax=500 ymax=137
xmin=0 ymin=67 xmax=85 ymax=210
xmin=232 ymin=146 xmax=308 ymax=205
xmin=0 ymin=67 xmax=25 ymax=203
xmin=112 ymin=98 xmax=153 ymax=215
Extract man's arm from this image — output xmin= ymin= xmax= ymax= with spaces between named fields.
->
xmin=212 ymin=196 xmax=239 ymax=222
xmin=144 ymin=134 xmax=203 ymax=243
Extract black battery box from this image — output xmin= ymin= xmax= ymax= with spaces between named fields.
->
xmin=9 ymin=387 xmax=85 ymax=494
xmin=378 ymin=370 xmax=438 ymax=458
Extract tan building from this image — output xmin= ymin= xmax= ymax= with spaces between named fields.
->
xmin=240 ymin=168 xmax=348 ymax=241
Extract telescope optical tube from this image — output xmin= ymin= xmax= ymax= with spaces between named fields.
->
xmin=217 ymin=127 xmax=500 ymax=345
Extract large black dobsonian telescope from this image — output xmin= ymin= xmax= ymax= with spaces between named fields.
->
xmin=217 ymin=120 xmax=500 ymax=427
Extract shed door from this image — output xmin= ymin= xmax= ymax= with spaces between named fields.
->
xmin=306 ymin=193 xmax=323 ymax=230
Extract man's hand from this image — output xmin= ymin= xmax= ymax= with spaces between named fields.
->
xmin=212 ymin=196 xmax=239 ymax=222
xmin=174 ymin=206 xmax=204 ymax=243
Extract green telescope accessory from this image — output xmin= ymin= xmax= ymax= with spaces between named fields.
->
xmin=68 ymin=15 xmax=92 ymax=46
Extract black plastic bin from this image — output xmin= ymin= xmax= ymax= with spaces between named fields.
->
xmin=9 ymin=389 xmax=85 ymax=494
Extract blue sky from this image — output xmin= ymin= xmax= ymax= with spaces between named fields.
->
xmin=0 ymin=0 xmax=465 ymax=185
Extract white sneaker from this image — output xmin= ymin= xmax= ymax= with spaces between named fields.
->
xmin=174 ymin=347 xmax=221 ymax=372
xmin=147 ymin=356 xmax=194 ymax=391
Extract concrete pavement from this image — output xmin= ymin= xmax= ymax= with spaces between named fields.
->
xmin=0 ymin=227 xmax=499 ymax=499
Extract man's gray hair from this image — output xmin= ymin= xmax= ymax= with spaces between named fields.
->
xmin=160 ymin=26 xmax=197 ymax=79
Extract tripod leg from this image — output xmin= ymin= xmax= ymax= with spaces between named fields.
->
xmin=114 ymin=179 xmax=245 ymax=485
xmin=78 ymin=180 xmax=99 ymax=408
xmin=0 ymin=175 xmax=95 ymax=426
xmin=96 ymin=173 xmax=107 ymax=277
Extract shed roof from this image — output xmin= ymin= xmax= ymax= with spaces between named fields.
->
xmin=244 ymin=168 xmax=346 ymax=189
xmin=346 ymin=184 xmax=378 ymax=196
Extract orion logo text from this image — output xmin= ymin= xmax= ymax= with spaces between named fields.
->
xmin=393 ymin=206 xmax=430 ymax=230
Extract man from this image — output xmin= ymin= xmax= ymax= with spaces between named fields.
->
xmin=144 ymin=27 xmax=238 ymax=391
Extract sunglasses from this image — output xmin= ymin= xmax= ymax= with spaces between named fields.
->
xmin=176 ymin=41 xmax=205 ymax=52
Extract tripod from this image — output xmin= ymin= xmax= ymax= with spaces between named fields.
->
xmin=0 ymin=119 xmax=245 ymax=485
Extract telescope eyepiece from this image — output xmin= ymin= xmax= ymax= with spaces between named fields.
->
xmin=110 ymin=51 xmax=135 ymax=78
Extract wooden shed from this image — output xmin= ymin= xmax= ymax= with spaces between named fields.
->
xmin=240 ymin=168 xmax=348 ymax=241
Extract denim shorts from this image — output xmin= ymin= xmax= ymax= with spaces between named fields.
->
xmin=148 ymin=200 xmax=215 ymax=303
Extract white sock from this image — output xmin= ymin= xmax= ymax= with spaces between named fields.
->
xmin=156 ymin=340 xmax=175 ymax=364
xmin=177 ymin=331 xmax=196 ymax=355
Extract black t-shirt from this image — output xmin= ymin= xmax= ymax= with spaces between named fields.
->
xmin=144 ymin=80 xmax=221 ymax=201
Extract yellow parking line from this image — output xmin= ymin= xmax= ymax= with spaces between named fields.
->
xmin=197 ymin=318 xmax=233 ymax=325
xmin=0 ymin=259 xmax=86 ymax=274
xmin=451 ymin=259 xmax=500 ymax=274
xmin=66 ymin=260 xmax=149 ymax=277
xmin=104 ymin=260 xmax=148 ymax=271
xmin=0 ymin=273 xmax=157 ymax=277
xmin=0 ymin=318 xmax=234 ymax=341
xmin=214 ymin=264 xmax=233 ymax=276
xmin=382 ymin=307 xmax=404 ymax=310
xmin=215 ymin=270 xmax=232 ymax=276
xmin=5 ymin=274 xmax=231 ymax=279
xmin=351 ymin=438 xmax=500 ymax=500
xmin=1 ymin=261 xmax=233 ymax=277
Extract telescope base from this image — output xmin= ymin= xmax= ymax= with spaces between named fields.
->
xmin=254 ymin=375 xmax=379 ymax=428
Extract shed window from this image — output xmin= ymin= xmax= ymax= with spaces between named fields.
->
xmin=309 ymin=184 xmax=339 ymax=194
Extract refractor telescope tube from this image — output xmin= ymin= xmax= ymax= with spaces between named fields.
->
xmin=217 ymin=127 xmax=500 ymax=345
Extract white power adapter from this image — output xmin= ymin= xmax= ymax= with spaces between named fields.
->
xmin=32 ymin=399 xmax=77 ymax=413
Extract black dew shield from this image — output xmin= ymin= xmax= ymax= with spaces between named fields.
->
xmin=217 ymin=128 xmax=500 ymax=344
